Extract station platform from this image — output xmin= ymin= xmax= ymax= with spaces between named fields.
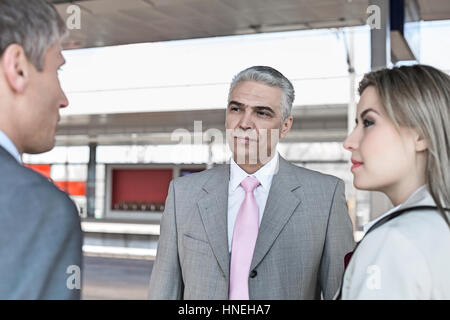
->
xmin=81 ymin=218 xmax=160 ymax=260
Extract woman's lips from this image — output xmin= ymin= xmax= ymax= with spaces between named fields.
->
xmin=351 ymin=159 xmax=363 ymax=171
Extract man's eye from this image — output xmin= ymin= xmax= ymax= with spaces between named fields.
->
xmin=230 ymin=106 xmax=240 ymax=112
xmin=363 ymin=119 xmax=374 ymax=127
xmin=257 ymin=111 xmax=270 ymax=117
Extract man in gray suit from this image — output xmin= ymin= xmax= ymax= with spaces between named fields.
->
xmin=149 ymin=66 xmax=355 ymax=299
xmin=0 ymin=0 xmax=82 ymax=299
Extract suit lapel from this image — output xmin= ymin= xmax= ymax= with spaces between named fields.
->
xmin=197 ymin=164 xmax=231 ymax=279
xmin=250 ymin=157 xmax=302 ymax=270
xmin=0 ymin=145 xmax=20 ymax=164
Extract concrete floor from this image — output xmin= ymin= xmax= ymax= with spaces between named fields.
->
xmin=82 ymin=255 xmax=154 ymax=300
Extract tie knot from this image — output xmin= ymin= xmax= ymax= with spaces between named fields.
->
xmin=240 ymin=176 xmax=260 ymax=193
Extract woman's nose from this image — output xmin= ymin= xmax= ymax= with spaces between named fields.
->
xmin=343 ymin=129 xmax=359 ymax=151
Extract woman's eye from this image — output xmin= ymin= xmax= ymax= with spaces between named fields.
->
xmin=363 ymin=119 xmax=374 ymax=127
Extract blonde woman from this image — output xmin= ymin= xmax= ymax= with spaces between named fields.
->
xmin=340 ymin=64 xmax=450 ymax=299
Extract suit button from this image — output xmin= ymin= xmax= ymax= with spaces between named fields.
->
xmin=250 ymin=270 xmax=257 ymax=278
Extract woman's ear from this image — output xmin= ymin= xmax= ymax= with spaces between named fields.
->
xmin=414 ymin=130 xmax=428 ymax=152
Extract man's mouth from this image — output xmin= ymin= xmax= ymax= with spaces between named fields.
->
xmin=234 ymin=136 xmax=257 ymax=143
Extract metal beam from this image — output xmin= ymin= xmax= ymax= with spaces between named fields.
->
xmin=86 ymin=143 xmax=97 ymax=218
xmin=370 ymin=0 xmax=391 ymax=70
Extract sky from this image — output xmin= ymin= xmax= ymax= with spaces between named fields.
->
xmin=58 ymin=19 xmax=450 ymax=116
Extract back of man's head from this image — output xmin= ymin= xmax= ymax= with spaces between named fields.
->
xmin=0 ymin=0 xmax=67 ymax=71
xmin=0 ymin=0 xmax=69 ymax=156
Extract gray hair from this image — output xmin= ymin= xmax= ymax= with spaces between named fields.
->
xmin=0 ymin=0 xmax=67 ymax=71
xmin=228 ymin=66 xmax=295 ymax=120
xmin=359 ymin=64 xmax=450 ymax=226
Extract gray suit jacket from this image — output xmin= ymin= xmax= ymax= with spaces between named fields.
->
xmin=149 ymin=156 xmax=355 ymax=299
xmin=0 ymin=146 xmax=83 ymax=299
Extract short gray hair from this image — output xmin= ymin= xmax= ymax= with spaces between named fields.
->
xmin=228 ymin=66 xmax=295 ymax=120
xmin=0 ymin=0 xmax=67 ymax=71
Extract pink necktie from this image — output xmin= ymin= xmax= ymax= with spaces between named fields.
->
xmin=229 ymin=176 xmax=260 ymax=300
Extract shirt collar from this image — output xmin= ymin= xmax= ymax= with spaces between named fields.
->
xmin=0 ymin=130 xmax=21 ymax=164
xmin=363 ymin=185 xmax=435 ymax=233
xmin=229 ymin=152 xmax=279 ymax=192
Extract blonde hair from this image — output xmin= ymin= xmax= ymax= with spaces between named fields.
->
xmin=359 ymin=64 xmax=450 ymax=225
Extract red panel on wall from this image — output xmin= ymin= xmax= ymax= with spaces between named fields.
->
xmin=53 ymin=181 xmax=86 ymax=196
xmin=111 ymin=169 xmax=173 ymax=206
xmin=25 ymin=164 xmax=51 ymax=178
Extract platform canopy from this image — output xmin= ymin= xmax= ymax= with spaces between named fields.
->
xmin=51 ymin=0 xmax=450 ymax=50
xmin=56 ymin=104 xmax=347 ymax=145
xmin=50 ymin=0 xmax=450 ymax=146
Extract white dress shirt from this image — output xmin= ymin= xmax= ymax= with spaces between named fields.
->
xmin=227 ymin=152 xmax=279 ymax=252
xmin=342 ymin=185 xmax=450 ymax=299
xmin=0 ymin=130 xmax=21 ymax=163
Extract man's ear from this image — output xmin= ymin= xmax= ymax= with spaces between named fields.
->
xmin=1 ymin=44 xmax=29 ymax=94
xmin=280 ymin=115 xmax=293 ymax=139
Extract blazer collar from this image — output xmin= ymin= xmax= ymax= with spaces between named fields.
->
xmin=0 ymin=131 xmax=21 ymax=164
xmin=197 ymin=164 xmax=231 ymax=279
xmin=250 ymin=156 xmax=303 ymax=270
xmin=363 ymin=185 xmax=435 ymax=233
xmin=196 ymin=157 xmax=304 ymax=278
xmin=0 ymin=144 xmax=22 ymax=165
xmin=229 ymin=153 xmax=279 ymax=193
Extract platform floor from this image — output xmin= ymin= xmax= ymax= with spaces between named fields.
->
xmin=82 ymin=256 xmax=154 ymax=300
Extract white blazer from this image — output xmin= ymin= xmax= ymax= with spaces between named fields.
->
xmin=341 ymin=185 xmax=450 ymax=299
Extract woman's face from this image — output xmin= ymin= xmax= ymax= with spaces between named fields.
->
xmin=343 ymin=86 xmax=422 ymax=195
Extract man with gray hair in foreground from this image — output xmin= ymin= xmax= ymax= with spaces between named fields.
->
xmin=149 ymin=65 xmax=355 ymax=299
xmin=0 ymin=0 xmax=82 ymax=299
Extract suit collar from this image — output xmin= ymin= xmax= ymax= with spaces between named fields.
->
xmin=0 ymin=144 xmax=22 ymax=165
xmin=197 ymin=164 xmax=231 ymax=279
xmin=251 ymin=156 xmax=303 ymax=270
xmin=400 ymin=185 xmax=435 ymax=208
xmin=0 ymin=130 xmax=21 ymax=164
xmin=363 ymin=185 xmax=435 ymax=233
xmin=229 ymin=153 xmax=279 ymax=193
xmin=197 ymin=158 xmax=303 ymax=278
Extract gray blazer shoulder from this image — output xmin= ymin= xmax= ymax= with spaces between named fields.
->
xmin=0 ymin=147 xmax=82 ymax=299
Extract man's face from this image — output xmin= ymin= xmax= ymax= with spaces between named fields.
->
xmin=21 ymin=42 xmax=68 ymax=154
xmin=225 ymin=81 xmax=293 ymax=165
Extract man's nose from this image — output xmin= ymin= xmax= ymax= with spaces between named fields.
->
xmin=238 ymin=110 xmax=254 ymax=130
xmin=60 ymin=90 xmax=69 ymax=109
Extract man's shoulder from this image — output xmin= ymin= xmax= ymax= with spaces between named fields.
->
xmin=0 ymin=158 xmax=74 ymax=208
xmin=0 ymin=160 xmax=80 ymax=234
